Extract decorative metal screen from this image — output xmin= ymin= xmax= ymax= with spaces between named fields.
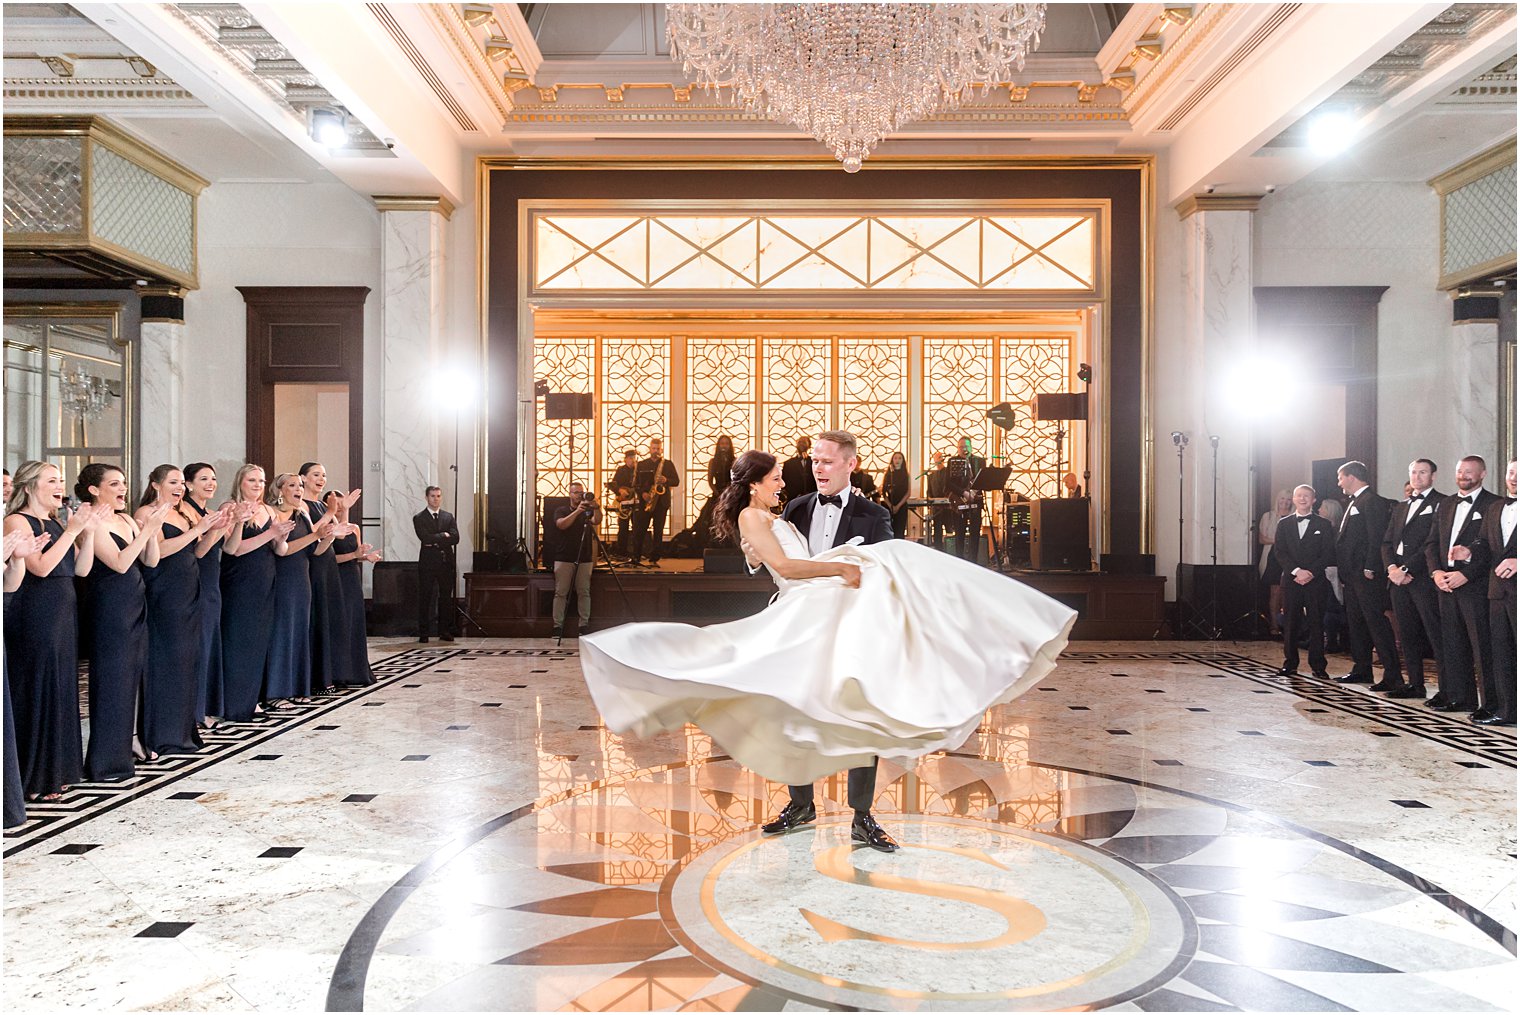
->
xmin=1443 ymin=162 xmax=1517 ymax=279
xmin=687 ymin=336 xmax=755 ymax=499
xmin=2 ymin=136 xmax=83 ymax=233
xmin=90 ymin=145 xmax=195 ymax=276
xmin=838 ymin=336 xmax=908 ymax=469
xmin=533 ymin=212 xmax=1098 ymax=292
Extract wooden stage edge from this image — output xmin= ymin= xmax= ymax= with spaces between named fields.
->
xmin=464 ymin=567 xmax=1167 ymax=640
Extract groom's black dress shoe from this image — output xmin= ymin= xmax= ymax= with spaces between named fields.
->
xmin=851 ymin=813 xmax=899 ymax=853
xmin=760 ymin=802 xmax=816 ymax=835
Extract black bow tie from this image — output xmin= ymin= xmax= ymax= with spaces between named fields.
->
xmin=818 ymin=494 xmax=843 ymax=507
xmin=1410 ymin=492 xmax=1424 ymax=501
xmin=1460 ymin=495 xmax=1474 ymax=505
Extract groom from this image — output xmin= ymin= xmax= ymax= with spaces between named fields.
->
xmin=763 ymin=428 xmax=900 ymax=852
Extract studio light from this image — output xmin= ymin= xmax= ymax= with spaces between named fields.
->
xmin=432 ymin=365 xmax=474 ymax=408
xmin=307 ymin=106 xmax=349 ymax=149
xmin=1221 ymin=353 xmax=1296 ymax=421
xmin=1305 ymin=110 xmax=1355 ymax=157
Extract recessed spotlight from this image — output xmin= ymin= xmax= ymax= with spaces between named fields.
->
xmin=1305 ymin=110 xmax=1356 ymax=156
xmin=307 ymin=107 xmax=349 ymax=149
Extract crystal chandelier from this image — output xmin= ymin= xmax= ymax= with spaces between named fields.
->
xmin=58 ymin=363 xmax=114 ymax=422
xmin=666 ymin=3 xmax=1046 ymax=172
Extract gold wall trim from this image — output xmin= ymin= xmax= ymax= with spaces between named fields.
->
xmin=4 ymin=115 xmax=209 ymax=195
xmin=1438 ymin=253 xmax=1519 ymax=293
xmin=1173 ymin=194 xmax=1263 ymax=218
xmin=1427 ymin=136 xmax=1516 ymax=196
xmin=373 ymin=195 xmax=457 ymax=219
xmin=481 ymin=154 xmax=1156 ymax=173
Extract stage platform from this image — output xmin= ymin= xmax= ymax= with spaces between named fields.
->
xmin=464 ymin=563 xmax=1166 ymax=640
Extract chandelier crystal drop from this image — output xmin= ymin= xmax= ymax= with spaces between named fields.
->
xmin=666 ymin=3 xmax=1046 ymax=172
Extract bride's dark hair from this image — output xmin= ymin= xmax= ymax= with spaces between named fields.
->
xmin=713 ymin=449 xmax=777 ymax=545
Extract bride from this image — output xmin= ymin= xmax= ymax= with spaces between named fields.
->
xmin=579 ymin=436 xmax=1076 ymax=851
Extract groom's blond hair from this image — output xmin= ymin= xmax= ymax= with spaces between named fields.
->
xmin=815 ymin=429 xmax=858 ymax=461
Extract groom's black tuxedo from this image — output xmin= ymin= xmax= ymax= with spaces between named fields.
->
xmin=778 ymin=488 xmax=894 ymax=814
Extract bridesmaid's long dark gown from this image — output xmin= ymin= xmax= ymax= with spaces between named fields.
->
xmin=332 ymin=531 xmax=375 ymax=687
xmin=4 ymin=590 xmax=27 ymax=826
xmin=85 ymin=530 xmax=148 ymax=783
xmin=305 ymin=499 xmax=348 ymax=690
xmin=184 ymin=499 xmax=224 ymax=719
xmin=220 ymin=517 xmax=276 ymax=721
xmin=265 ymin=512 xmax=314 ymax=700
xmin=4 ymin=516 xmax=83 ymax=797
xmin=141 ymin=521 xmax=204 ymax=754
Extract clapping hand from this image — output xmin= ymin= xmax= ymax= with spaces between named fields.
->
xmin=147 ymin=501 xmax=175 ymax=525
xmin=343 ymin=488 xmax=362 ymax=510
xmin=314 ymin=513 xmax=339 ymax=537
xmin=3 ymin=529 xmax=47 ymax=562
xmin=270 ymin=518 xmax=296 ymax=540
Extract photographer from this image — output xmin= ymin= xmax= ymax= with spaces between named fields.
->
xmin=551 ymin=481 xmax=601 ymax=639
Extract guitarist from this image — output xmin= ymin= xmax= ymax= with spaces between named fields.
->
xmin=632 ymin=437 xmax=680 ymax=568
xmin=606 ymin=449 xmax=638 ymax=558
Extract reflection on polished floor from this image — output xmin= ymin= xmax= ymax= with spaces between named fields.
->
xmin=2 ymin=638 xmax=1515 ymax=1011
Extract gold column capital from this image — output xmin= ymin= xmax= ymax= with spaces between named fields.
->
xmin=1174 ymin=194 xmax=1263 ymax=219
xmin=373 ymin=195 xmax=456 ymax=220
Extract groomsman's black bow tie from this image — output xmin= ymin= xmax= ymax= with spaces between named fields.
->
xmin=1460 ymin=495 xmax=1474 ymax=504
xmin=818 ymin=494 xmax=843 ymax=507
xmin=1410 ymin=492 xmax=1424 ymax=501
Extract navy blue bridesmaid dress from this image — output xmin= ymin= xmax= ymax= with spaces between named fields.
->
xmin=84 ymin=528 xmax=149 ymax=783
xmin=305 ymin=499 xmax=348 ymax=690
xmin=4 ymin=515 xmax=83 ymax=797
xmin=264 ymin=511 xmax=314 ymax=700
xmin=4 ymin=589 xmax=27 ymax=826
xmin=141 ymin=518 xmax=203 ymax=754
xmin=219 ymin=515 xmax=277 ymax=721
xmin=332 ymin=529 xmax=375 ymax=687
xmin=184 ymin=498 xmax=224 ymax=720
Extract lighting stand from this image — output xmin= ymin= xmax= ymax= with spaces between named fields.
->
xmin=450 ymin=402 xmax=486 ymax=637
xmin=1175 ymin=431 xmax=1211 ymax=639
xmin=1208 ymin=434 xmax=1221 ymax=640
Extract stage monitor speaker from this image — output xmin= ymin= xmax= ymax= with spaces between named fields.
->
xmin=1101 ymin=552 xmax=1156 ymax=576
xmin=1030 ymin=497 xmax=1090 ymax=570
xmin=703 ymin=548 xmax=747 ymax=574
xmin=1175 ymin=563 xmax=1260 ymax=640
xmin=545 ymin=392 xmax=594 ymax=420
xmin=1034 ymin=392 xmax=1088 ymax=421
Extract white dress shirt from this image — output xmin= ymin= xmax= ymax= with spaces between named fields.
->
xmin=808 ymin=486 xmax=851 ymax=556
xmin=1396 ymin=490 xmax=1430 ymax=556
xmin=1290 ymin=512 xmax=1312 ymax=576
xmin=1502 ymin=499 xmax=1515 ymax=546
xmin=1448 ymin=492 xmax=1477 ymax=564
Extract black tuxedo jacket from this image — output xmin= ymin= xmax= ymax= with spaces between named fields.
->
xmin=1381 ymin=489 xmax=1445 ymax=579
xmin=1274 ymin=513 xmax=1335 ymax=586
xmin=634 ymin=457 xmax=680 ymax=508
xmin=1481 ymin=497 xmax=1516 ymax=600
xmin=1335 ymin=486 xmax=1393 ymax=577
xmin=781 ymin=490 xmax=893 ymax=550
xmin=1424 ymin=488 xmax=1502 ymax=596
xmin=414 ymin=508 xmax=459 ymax=563
xmin=781 ymin=455 xmax=816 ymax=502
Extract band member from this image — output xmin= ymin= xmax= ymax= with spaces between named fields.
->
xmin=693 ymin=435 xmax=735 ymax=546
xmin=781 ymin=435 xmax=816 ymax=503
xmin=952 ymin=437 xmax=987 ymax=562
xmin=1425 ymin=455 xmax=1502 ymax=716
xmin=551 ymin=481 xmax=601 ymax=640
xmin=1333 ymin=461 xmax=1402 ymax=688
xmin=413 ymin=485 xmax=459 ymax=643
xmin=1275 ymin=484 xmax=1334 ymax=677
xmin=882 ymin=451 xmax=910 ymax=539
xmin=1479 ymin=461 xmax=1516 ymax=726
xmin=1380 ymin=459 xmax=1444 ymax=698
xmin=926 ymin=451 xmax=957 ymax=552
xmin=606 ymin=450 xmax=638 ymax=556
xmin=850 ymin=457 xmax=877 ymax=500
xmin=632 ymin=437 xmax=679 ymax=568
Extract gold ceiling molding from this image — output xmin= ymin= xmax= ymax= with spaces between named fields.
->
xmin=1173 ymin=194 xmax=1263 ymax=218
xmin=519 ymin=79 xmax=1127 ymax=114
xmin=1107 ymin=2 xmax=1211 ymax=112
xmin=481 ymin=154 xmax=1155 ymax=173
xmin=1428 ymin=136 xmax=1517 ymax=195
xmin=373 ymin=195 xmax=456 ymax=219
xmin=4 ymin=114 xmax=209 ymax=195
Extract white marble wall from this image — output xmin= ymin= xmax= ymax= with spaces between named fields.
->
xmin=379 ymin=208 xmax=448 ymax=570
xmin=137 ymin=320 xmax=184 ymax=471
xmin=1168 ymin=206 xmax=1258 ymax=569
xmin=1449 ymin=321 xmax=1502 ymax=472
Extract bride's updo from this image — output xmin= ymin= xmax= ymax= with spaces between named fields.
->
xmin=713 ymin=449 xmax=777 ymax=545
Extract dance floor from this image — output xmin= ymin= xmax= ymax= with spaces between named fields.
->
xmin=3 ymin=638 xmax=1515 ymax=1011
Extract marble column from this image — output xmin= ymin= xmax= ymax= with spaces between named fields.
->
xmin=1172 ymin=196 xmax=1260 ymax=569
xmin=377 ymin=198 xmax=453 ymax=572
xmin=1449 ymin=321 xmax=1501 ymax=468
xmin=138 ymin=312 xmax=186 ymax=473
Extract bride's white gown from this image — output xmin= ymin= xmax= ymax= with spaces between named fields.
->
xmin=579 ymin=519 xmax=1077 ymax=785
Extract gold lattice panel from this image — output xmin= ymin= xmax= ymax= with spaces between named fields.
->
xmin=762 ymin=337 xmax=832 ymax=459
xmin=839 ymin=336 xmax=908 ymax=470
xmin=999 ymin=336 xmax=1072 ymax=499
xmin=532 ymin=335 xmax=596 ymax=506
xmin=687 ymin=337 xmax=754 ymax=496
xmin=923 ymin=336 xmax=994 ymax=467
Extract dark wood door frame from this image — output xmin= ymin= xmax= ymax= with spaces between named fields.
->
xmin=239 ymin=286 xmax=369 ymax=493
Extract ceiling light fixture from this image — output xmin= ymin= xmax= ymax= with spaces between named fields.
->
xmin=308 ymin=106 xmax=349 ymax=149
xmin=1305 ymin=109 xmax=1356 ymax=157
xmin=666 ymin=3 xmax=1046 ymax=173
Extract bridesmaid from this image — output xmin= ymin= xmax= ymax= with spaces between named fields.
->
xmin=183 ymin=463 xmax=234 ymax=727
xmin=327 ymin=489 xmax=380 ymax=687
xmin=300 ymin=463 xmax=353 ymax=692
xmin=4 ymin=461 xmax=101 ymax=801
xmin=4 ymin=526 xmax=47 ymax=827
xmin=78 ymin=463 xmax=169 ymax=781
xmin=264 ymin=472 xmax=337 ymax=705
xmin=219 ymin=465 xmax=294 ymax=722
xmin=135 ymin=465 xmax=223 ymax=755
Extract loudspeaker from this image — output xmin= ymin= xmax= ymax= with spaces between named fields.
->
xmin=703 ymin=548 xmax=747 ymax=574
xmin=1101 ymin=552 xmax=1156 ymax=576
xmin=1034 ymin=392 xmax=1089 ymax=421
xmin=545 ymin=392 xmax=594 ymax=420
xmin=1175 ymin=563 xmax=1260 ymax=640
xmin=1030 ymin=497 xmax=1090 ymax=570
xmin=369 ymin=560 xmax=418 ymax=636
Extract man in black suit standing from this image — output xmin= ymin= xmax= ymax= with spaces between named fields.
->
xmin=1381 ymin=458 xmax=1445 ymax=698
xmin=1479 ymin=460 xmax=1516 ymax=726
xmin=1333 ymin=461 xmax=1402 ymax=688
xmin=781 ymin=435 xmax=816 ymax=504
xmin=950 ymin=436 xmax=987 ymax=562
xmin=764 ymin=428 xmax=899 ymax=853
xmin=413 ymin=485 xmax=459 ymax=643
xmin=1274 ymin=484 xmax=1334 ymax=677
xmin=631 ymin=437 xmax=679 ymax=568
xmin=1425 ymin=455 xmax=1503 ymax=715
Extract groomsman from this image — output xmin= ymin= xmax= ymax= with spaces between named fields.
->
xmin=413 ymin=485 xmax=459 ymax=643
xmin=781 ymin=435 xmax=816 ymax=503
xmin=1381 ymin=459 xmax=1445 ymax=698
xmin=1478 ymin=460 xmax=1516 ymax=726
xmin=1425 ymin=455 xmax=1502 ymax=715
xmin=1274 ymin=484 xmax=1335 ymax=677
xmin=1333 ymin=461 xmax=1402 ymax=688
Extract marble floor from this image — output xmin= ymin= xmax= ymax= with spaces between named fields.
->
xmin=2 ymin=637 xmax=1515 ymax=1011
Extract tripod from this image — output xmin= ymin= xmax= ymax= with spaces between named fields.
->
xmin=446 ymin=400 xmax=486 ymax=637
xmin=1175 ymin=431 xmax=1212 ymax=639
